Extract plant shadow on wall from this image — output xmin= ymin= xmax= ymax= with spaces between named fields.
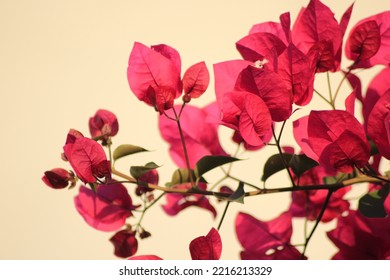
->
xmin=42 ymin=0 xmax=390 ymax=260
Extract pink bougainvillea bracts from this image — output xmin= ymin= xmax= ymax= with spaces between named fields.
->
xmin=236 ymin=212 xmax=304 ymax=260
xmin=294 ymin=110 xmax=370 ymax=173
xmin=159 ymin=103 xmax=227 ymax=168
xmin=89 ymin=109 xmax=119 ymax=143
xmin=346 ymin=11 xmax=390 ymax=68
xmin=327 ymin=210 xmax=390 ymax=259
xmin=74 ymin=182 xmax=137 ymax=232
xmin=63 ymin=130 xmax=111 ymax=183
xmin=292 ymin=0 xmax=353 ymax=72
xmin=43 ymin=0 xmax=390 ymax=261
xmin=127 ymin=42 xmax=181 ymax=114
xmin=367 ymin=89 xmax=390 ymax=160
xmin=218 ymin=91 xmax=272 ymax=148
xmin=182 ymin=61 xmax=210 ymax=99
xmin=189 ymin=228 xmax=222 ymax=260
xmin=127 ymin=42 xmax=210 ymax=114
xmin=42 ymin=168 xmax=76 ymax=189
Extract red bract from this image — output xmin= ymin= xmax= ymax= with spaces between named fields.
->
xmin=161 ymin=182 xmax=217 ymax=218
xmin=89 ymin=109 xmax=119 ymax=141
xmin=110 ymin=230 xmax=138 ymax=258
xmin=63 ymin=131 xmax=111 ymax=183
xmin=367 ymin=89 xmax=390 ymax=159
xmin=327 ymin=210 xmax=390 ymax=259
xmin=363 ymin=68 xmax=390 ymax=127
xmin=189 ymin=228 xmax=222 ymax=260
xmin=235 ymin=12 xmax=318 ymax=107
xmin=74 ymin=183 xmax=137 ymax=232
xmin=42 ymin=168 xmax=75 ymax=189
xmin=290 ymin=166 xmax=351 ymax=223
xmin=346 ymin=11 xmax=390 ymax=68
xmin=292 ymin=0 xmax=353 ymax=72
xmin=135 ymin=169 xmax=159 ymax=196
xmin=295 ymin=110 xmax=370 ymax=173
xmin=159 ymin=103 xmax=227 ymax=168
xmin=182 ymin=61 xmax=210 ymax=98
xmin=235 ymin=212 xmax=303 ymax=260
xmin=213 ymin=60 xmax=252 ymax=108
xmin=235 ymin=66 xmax=292 ymax=121
xmin=127 ymin=42 xmax=181 ymax=113
xmin=236 ymin=32 xmax=286 ymax=71
xmin=219 ymin=91 xmax=272 ymax=148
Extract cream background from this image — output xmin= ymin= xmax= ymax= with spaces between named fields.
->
xmin=1 ymin=0 xmax=389 ymax=259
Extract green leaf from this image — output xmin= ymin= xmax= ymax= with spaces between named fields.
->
xmin=289 ymin=154 xmax=319 ymax=177
xmin=261 ymin=153 xmax=293 ymax=182
xmin=216 ymin=182 xmax=245 ymax=204
xmin=113 ymin=144 xmax=148 ymax=161
xmin=130 ymin=162 xmax=159 ymax=179
xmin=358 ymin=190 xmax=387 ymax=218
xmin=194 ymin=155 xmax=239 ymax=178
xmin=170 ymin=168 xmax=195 ymax=186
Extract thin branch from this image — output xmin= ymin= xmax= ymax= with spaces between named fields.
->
xmin=217 ymin=201 xmax=231 ymax=231
xmin=301 ymin=189 xmax=334 ymax=258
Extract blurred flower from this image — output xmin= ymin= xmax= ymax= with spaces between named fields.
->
xmin=74 ymin=182 xmax=137 ymax=232
xmin=110 ymin=229 xmax=138 ymax=258
xmin=89 ymin=109 xmax=119 ymax=143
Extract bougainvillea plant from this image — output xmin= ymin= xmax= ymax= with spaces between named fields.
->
xmin=43 ymin=0 xmax=390 ymax=260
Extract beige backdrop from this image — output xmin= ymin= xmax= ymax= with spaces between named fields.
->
xmin=1 ymin=0 xmax=389 ymax=259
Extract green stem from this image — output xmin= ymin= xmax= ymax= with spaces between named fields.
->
xmin=326 ymin=72 xmax=335 ymax=109
xmin=173 ymin=107 xmax=194 ymax=186
xmin=314 ymin=89 xmax=333 ymax=107
xmin=272 ymin=126 xmax=296 ymax=187
xmin=217 ymin=201 xmax=231 ymax=231
xmin=301 ymin=189 xmax=333 ymax=258
xmin=332 ymin=68 xmax=352 ymax=108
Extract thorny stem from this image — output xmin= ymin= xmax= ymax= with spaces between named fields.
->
xmin=301 ymin=189 xmax=334 ymax=258
xmin=112 ymin=168 xmax=387 ymax=197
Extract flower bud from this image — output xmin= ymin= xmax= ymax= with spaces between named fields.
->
xmin=42 ymin=168 xmax=75 ymax=189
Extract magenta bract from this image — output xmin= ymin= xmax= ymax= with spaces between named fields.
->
xmin=236 ymin=212 xmax=303 ymax=260
xmin=63 ymin=131 xmax=111 ymax=183
xmin=295 ymin=110 xmax=370 ymax=173
xmin=127 ymin=42 xmax=182 ymax=112
xmin=159 ymin=103 xmax=227 ymax=168
xmin=189 ymin=228 xmax=222 ymax=260
xmin=74 ymin=183 xmax=137 ymax=232
xmin=346 ymin=11 xmax=390 ymax=68
xmin=89 ymin=109 xmax=119 ymax=140
xmin=327 ymin=210 xmax=390 ymax=259
xmin=110 ymin=230 xmax=138 ymax=258
xmin=367 ymin=89 xmax=390 ymax=159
